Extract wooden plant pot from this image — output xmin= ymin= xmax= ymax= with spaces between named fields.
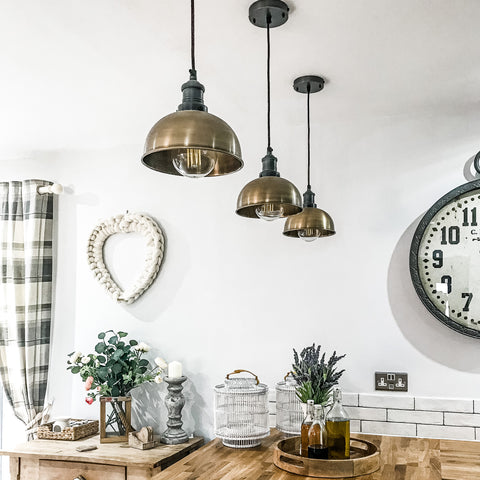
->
xmin=100 ymin=396 xmax=132 ymax=443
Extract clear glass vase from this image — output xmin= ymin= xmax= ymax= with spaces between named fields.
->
xmin=100 ymin=396 xmax=132 ymax=443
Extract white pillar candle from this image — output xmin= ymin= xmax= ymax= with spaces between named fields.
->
xmin=168 ymin=360 xmax=182 ymax=378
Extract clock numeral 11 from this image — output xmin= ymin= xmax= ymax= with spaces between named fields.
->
xmin=463 ymin=207 xmax=478 ymax=227
xmin=441 ymin=226 xmax=460 ymax=245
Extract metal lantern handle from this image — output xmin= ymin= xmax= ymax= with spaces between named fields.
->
xmin=283 ymin=371 xmax=294 ymax=381
xmin=226 ymin=369 xmax=260 ymax=385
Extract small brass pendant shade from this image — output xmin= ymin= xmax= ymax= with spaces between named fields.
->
xmin=283 ymin=75 xmax=336 ymax=241
xmin=141 ymin=0 xmax=243 ymax=178
xmin=236 ymin=0 xmax=302 ymax=220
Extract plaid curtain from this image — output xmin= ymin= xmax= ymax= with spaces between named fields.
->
xmin=0 ymin=180 xmax=53 ymax=437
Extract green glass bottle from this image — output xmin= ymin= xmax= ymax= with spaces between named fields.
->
xmin=326 ymin=388 xmax=350 ymax=459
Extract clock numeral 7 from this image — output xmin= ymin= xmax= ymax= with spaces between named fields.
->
xmin=462 ymin=292 xmax=473 ymax=312
xmin=441 ymin=226 xmax=460 ymax=245
xmin=432 ymin=250 xmax=443 ymax=268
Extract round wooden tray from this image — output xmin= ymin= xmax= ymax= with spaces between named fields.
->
xmin=273 ymin=436 xmax=380 ymax=478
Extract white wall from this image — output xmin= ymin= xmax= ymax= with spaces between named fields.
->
xmin=1 ymin=0 xmax=480 ymax=454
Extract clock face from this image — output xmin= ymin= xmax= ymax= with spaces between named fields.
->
xmin=410 ymin=180 xmax=480 ymax=338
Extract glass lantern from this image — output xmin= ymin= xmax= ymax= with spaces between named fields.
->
xmin=214 ymin=369 xmax=269 ymax=448
xmin=275 ymin=372 xmax=303 ymax=435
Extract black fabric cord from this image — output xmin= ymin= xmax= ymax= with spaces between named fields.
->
xmin=307 ymin=84 xmax=311 ymax=189
xmin=191 ymin=0 xmax=196 ymax=72
xmin=267 ymin=15 xmax=272 ymax=152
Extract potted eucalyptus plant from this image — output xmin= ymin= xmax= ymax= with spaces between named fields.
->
xmin=291 ymin=343 xmax=345 ymax=409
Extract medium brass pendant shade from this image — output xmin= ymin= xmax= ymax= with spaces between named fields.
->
xmin=236 ymin=1 xmax=302 ymax=220
xmin=283 ymin=75 xmax=336 ymax=241
xmin=141 ymin=0 xmax=243 ymax=178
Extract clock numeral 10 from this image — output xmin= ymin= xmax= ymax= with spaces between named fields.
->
xmin=463 ymin=207 xmax=478 ymax=227
xmin=462 ymin=292 xmax=473 ymax=312
xmin=441 ymin=226 xmax=460 ymax=245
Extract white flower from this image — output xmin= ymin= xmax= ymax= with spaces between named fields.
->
xmin=154 ymin=374 xmax=163 ymax=384
xmin=69 ymin=351 xmax=82 ymax=364
xmin=135 ymin=342 xmax=151 ymax=353
xmin=154 ymin=357 xmax=167 ymax=370
xmin=81 ymin=356 xmax=90 ymax=364
xmin=95 ymin=359 xmax=100 ymax=367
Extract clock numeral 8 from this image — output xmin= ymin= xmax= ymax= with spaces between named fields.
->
xmin=432 ymin=250 xmax=443 ymax=268
xmin=441 ymin=275 xmax=452 ymax=294
xmin=441 ymin=226 xmax=460 ymax=245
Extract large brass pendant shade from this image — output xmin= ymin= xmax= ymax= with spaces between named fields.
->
xmin=283 ymin=75 xmax=336 ymax=241
xmin=141 ymin=0 xmax=243 ymax=178
xmin=236 ymin=0 xmax=302 ymax=220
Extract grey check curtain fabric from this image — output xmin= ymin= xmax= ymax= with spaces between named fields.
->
xmin=0 ymin=180 xmax=53 ymax=436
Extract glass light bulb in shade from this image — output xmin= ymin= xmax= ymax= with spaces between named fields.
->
xmin=172 ymin=149 xmax=216 ymax=178
xmin=299 ymin=228 xmax=321 ymax=242
xmin=255 ymin=203 xmax=284 ymax=221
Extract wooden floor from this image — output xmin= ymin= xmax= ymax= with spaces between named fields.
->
xmin=152 ymin=429 xmax=480 ymax=480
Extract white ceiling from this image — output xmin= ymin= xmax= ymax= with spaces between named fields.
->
xmin=1 ymin=0 xmax=480 ymax=162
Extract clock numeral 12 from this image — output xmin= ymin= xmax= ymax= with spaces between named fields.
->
xmin=462 ymin=292 xmax=473 ymax=312
xmin=462 ymin=207 xmax=478 ymax=227
xmin=441 ymin=226 xmax=460 ymax=245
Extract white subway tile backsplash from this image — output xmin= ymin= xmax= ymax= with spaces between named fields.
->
xmin=444 ymin=413 xmax=480 ymax=427
xmin=417 ymin=424 xmax=475 ymax=441
xmin=269 ymin=415 xmax=276 ymax=428
xmin=359 ymin=394 xmax=414 ymax=410
xmin=271 ymin=392 xmax=480 ymax=442
xmin=343 ymin=393 xmax=359 ymax=407
xmin=350 ymin=420 xmax=361 ymax=432
xmin=361 ymin=421 xmax=416 ymax=437
xmin=415 ymin=397 xmax=473 ymax=413
xmin=345 ymin=406 xmax=386 ymax=421
xmin=387 ymin=409 xmax=443 ymax=425
xmin=269 ymin=402 xmax=276 ymax=414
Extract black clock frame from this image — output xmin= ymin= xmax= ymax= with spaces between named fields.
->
xmin=410 ymin=178 xmax=480 ymax=339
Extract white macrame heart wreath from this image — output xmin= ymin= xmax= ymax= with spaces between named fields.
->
xmin=87 ymin=212 xmax=165 ymax=304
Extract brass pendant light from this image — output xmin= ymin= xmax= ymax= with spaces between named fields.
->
xmin=236 ymin=1 xmax=302 ymax=220
xmin=142 ymin=0 xmax=243 ymax=178
xmin=283 ymin=75 xmax=336 ymax=241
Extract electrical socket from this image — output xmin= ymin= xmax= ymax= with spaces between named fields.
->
xmin=375 ymin=372 xmax=408 ymax=392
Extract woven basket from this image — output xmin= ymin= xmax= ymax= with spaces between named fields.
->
xmin=38 ymin=419 xmax=99 ymax=441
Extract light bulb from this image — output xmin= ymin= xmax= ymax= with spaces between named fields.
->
xmin=298 ymin=228 xmax=321 ymax=242
xmin=172 ymin=149 xmax=216 ymax=178
xmin=255 ymin=203 xmax=284 ymax=221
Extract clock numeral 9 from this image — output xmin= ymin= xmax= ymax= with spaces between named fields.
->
xmin=441 ymin=226 xmax=460 ymax=245
xmin=432 ymin=250 xmax=443 ymax=268
xmin=441 ymin=275 xmax=452 ymax=294
xmin=462 ymin=292 xmax=473 ymax=312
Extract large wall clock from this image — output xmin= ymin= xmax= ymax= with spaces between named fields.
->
xmin=410 ymin=155 xmax=480 ymax=338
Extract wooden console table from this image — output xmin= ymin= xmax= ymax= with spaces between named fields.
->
xmin=1 ymin=434 xmax=203 ymax=480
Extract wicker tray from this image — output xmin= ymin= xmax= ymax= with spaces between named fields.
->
xmin=273 ymin=436 xmax=380 ymax=478
xmin=38 ymin=419 xmax=99 ymax=441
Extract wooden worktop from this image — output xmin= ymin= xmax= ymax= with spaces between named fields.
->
xmin=152 ymin=429 xmax=480 ymax=480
